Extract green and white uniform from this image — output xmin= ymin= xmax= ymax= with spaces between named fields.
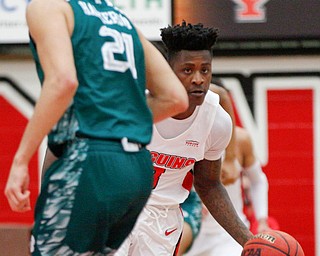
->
xmin=30 ymin=1 xmax=154 ymax=255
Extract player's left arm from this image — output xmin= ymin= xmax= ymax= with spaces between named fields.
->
xmin=241 ymin=129 xmax=270 ymax=232
xmin=194 ymin=158 xmax=253 ymax=246
xmin=193 ymin=105 xmax=252 ymax=246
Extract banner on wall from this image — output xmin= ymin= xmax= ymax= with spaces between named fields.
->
xmin=111 ymin=0 xmax=172 ymax=40
xmin=175 ymin=0 xmax=320 ymax=40
xmin=0 ymin=0 xmax=172 ymax=44
xmin=174 ymin=0 xmax=320 ymax=51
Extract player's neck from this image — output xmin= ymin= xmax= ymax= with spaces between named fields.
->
xmin=172 ymin=105 xmax=197 ymax=120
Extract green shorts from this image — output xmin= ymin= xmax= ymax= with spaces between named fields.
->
xmin=32 ymin=138 xmax=153 ymax=255
xmin=181 ymin=189 xmax=202 ymax=252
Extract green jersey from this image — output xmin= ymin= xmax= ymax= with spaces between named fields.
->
xmin=30 ymin=0 xmax=152 ymax=155
xmin=30 ymin=42 xmax=78 ymax=157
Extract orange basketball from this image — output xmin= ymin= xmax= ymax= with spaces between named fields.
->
xmin=241 ymin=230 xmax=305 ymax=256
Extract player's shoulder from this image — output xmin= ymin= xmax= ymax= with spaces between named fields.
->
xmin=209 ymin=83 xmax=228 ymax=97
xmin=28 ymin=0 xmax=66 ymax=8
xmin=27 ymin=0 xmax=69 ymax=16
xmin=204 ymin=90 xmax=220 ymax=107
xmin=235 ymin=126 xmax=253 ymax=148
xmin=235 ymin=126 xmax=250 ymax=139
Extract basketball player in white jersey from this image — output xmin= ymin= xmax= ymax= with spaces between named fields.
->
xmin=115 ymin=21 xmax=253 ymax=256
xmin=184 ymin=125 xmax=270 ymax=256
xmin=178 ymin=81 xmax=240 ymax=256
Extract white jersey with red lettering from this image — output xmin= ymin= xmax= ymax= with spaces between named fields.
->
xmin=115 ymin=91 xmax=232 ymax=256
xmin=147 ymin=90 xmax=230 ymax=206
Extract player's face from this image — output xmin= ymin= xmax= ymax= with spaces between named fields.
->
xmin=170 ymin=50 xmax=212 ymax=117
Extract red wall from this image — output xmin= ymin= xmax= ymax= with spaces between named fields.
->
xmin=0 ymin=97 xmax=39 ymax=225
xmin=233 ymin=88 xmax=315 ymax=255
xmin=265 ymin=89 xmax=314 ymax=254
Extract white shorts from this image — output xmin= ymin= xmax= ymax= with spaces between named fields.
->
xmin=115 ymin=205 xmax=184 ymax=256
xmin=184 ymin=228 xmax=242 ymax=256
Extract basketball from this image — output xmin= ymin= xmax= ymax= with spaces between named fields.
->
xmin=241 ymin=230 xmax=305 ymax=256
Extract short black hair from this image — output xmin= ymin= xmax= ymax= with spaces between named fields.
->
xmin=160 ymin=20 xmax=219 ymax=60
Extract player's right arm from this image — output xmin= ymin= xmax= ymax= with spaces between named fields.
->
xmin=5 ymin=0 xmax=77 ymax=212
xmin=16 ymin=0 xmax=77 ymax=162
xmin=138 ymin=31 xmax=188 ymax=123
xmin=238 ymin=127 xmax=270 ymax=233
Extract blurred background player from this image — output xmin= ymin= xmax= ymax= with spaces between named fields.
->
xmin=116 ymin=21 xmax=252 ymax=256
xmin=178 ymin=188 xmax=202 ymax=256
xmin=182 ymin=82 xmax=271 ymax=256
